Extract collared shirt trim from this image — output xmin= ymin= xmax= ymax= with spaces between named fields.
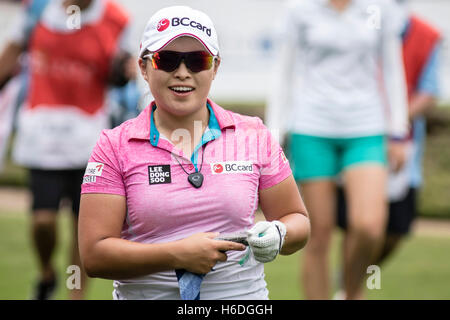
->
xmin=149 ymin=102 xmax=222 ymax=171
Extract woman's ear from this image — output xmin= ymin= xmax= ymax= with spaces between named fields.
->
xmin=212 ymin=57 xmax=221 ymax=80
xmin=138 ymin=58 xmax=149 ymax=82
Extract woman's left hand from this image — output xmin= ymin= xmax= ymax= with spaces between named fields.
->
xmin=247 ymin=221 xmax=287 ymax=263
xmin=258 ymin=175 xmax=310 ymax=257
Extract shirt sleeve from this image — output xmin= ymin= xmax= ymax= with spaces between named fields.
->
xmin=81 ymin=130 xmax=126 ymax=196
xmin=417 ymin=43 xmax=441 ymax=97
xmin=379 ymin=0 xmax=409 ymax=138
xmin=257 ymin=118 xmax=292 ymax=190
xmin=116 ymin=22 xmax=134 ymax=55
xmin=265 ymin=0 xmax=300 ymax=144
xmin=8 ymin=0 xmax=50 ymax=46
xmin=7 ymin=8 xmax=28 ymax=46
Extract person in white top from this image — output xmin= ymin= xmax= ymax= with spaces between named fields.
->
xmin=266 ymin=0 xmax=409 ymax=299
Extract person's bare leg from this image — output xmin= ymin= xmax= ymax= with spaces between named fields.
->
xmin=375 ymin=234 xmax=403 ymax=265
xmin=301 ymin=180 xmax=336 ymax=299
xmin=68 ymin=215 xmax=88 ymax=300
xmin=343 ymin=165 xmax=387 ymax=300
xmin=32 ymin=210 xmax=58 ymax=282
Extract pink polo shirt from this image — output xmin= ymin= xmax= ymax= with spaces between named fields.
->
xmin=81 ymin=99 xmax=292 ymax=299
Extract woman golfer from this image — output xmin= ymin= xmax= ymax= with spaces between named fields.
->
xmin=79 ymin=6 xmax=310 ymax=300
xmin=266 ymin=0 xmax=409 ymax=299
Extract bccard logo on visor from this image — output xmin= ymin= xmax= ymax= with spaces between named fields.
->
xmin=172 ymin=17 xmax=212 ymax=37
xmin=157 ymin=19 xmax=170 ymax=32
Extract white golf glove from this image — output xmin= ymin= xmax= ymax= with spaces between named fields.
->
xmin=247 ymin=221 xmax=287 ymax=263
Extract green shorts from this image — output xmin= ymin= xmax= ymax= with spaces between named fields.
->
xmin=287 ymin=134 xmax=387 ymax=182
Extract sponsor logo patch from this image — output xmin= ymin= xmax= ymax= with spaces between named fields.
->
xmin=148 ymin=165 xmax=171 ymax=185
xmin=210 ymin=161 xmax=253 ymax=175
xmin=157 ymin=18 xmax=170 ymax=32
xmin=83 ymin=176 xmax=96 ymax=184
xmin=85 ymin=162 xmax=104 ymax=176
xmin=172 ymin=17 xmax=212 ymax=37
xmin=212 ymin=163 xmax=224 ymax=174
xmin=155 ymin=17 xmax=212 ymax=37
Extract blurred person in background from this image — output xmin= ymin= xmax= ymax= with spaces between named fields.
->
xmin=266 ymin=0 xmax=409 ymax=299
xmin=336 ymin=0 xmax=442 ymax=298
xmin=0 ymin=0 xmax=135 ymax=299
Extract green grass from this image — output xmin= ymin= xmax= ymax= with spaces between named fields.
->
xmin=0 ymin=210 xmax=113 ymax=300
xmin=1 ymin=211 xmax=449 ymax=300
xmin=419 ymin=129 xmax=450 ymax=218
xmin=265 ymin=231 xmax=450 ymax=300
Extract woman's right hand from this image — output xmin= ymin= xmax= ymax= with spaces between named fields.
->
xmin=173 ymin=232 xmax=246 ymax=274
xmin=388 ymin=140 xmax=408 ymax=173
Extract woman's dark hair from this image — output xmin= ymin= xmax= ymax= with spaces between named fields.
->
xmin=140 ymin=49 xmax=151 ymax=68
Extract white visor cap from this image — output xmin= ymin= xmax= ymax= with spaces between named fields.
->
xmin=139 ymin=6 xmax=220 ymax=58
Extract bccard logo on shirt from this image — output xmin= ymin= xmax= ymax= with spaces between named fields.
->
xmin=211 ymin=161 xmax=253 ymax=175
xmin=157 ymin=19 xmax=170 ymax=32
xmin=148 ymin=165 xmax=172 ymax=185
xmin=85 ymin=162 xmax=104 ymax=177
xmin=212 ymin=164 xmax=224 ymax=174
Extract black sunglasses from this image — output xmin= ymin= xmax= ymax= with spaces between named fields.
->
xmin=144 ymin=51 xmax=217 ymax=73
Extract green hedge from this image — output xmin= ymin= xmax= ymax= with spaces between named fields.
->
xmin=418 ymin=107 xmax=450 ymax=219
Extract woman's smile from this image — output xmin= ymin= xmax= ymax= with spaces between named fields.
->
xmin=168 ymin=85 xmax=195 ymax=97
